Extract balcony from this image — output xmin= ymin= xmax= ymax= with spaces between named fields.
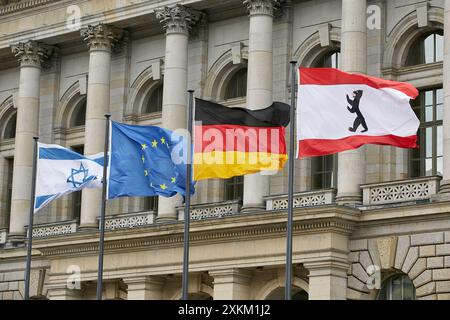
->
xmin=265 ymin=189 xmax=336 ymax=210
xmin=177 ymin=200 xmax=242 ymax=221
xmin=32 ymin=220 xmax=77 ymax=238
xmin=104 ymin=211 xmax=156 ymax=230
xmin=361 ymin=176 xmax=441 ymax=206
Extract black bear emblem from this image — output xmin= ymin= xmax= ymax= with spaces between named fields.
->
xmin=346 ymin=90 xmax=368 ymax=133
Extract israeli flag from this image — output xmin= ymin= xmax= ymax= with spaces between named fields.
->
xmin=35 ymin=143 xmax=104 ymax=213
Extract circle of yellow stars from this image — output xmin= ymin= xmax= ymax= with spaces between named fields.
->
xmin=140 ymin=136 xmax=177 ymax=191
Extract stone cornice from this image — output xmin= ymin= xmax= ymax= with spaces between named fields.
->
xmin=11 ymin=40 xmax=53 ymax=67
xmin=80 ymin=24 xmax=123 ymax=52
xmin=243 ymin=0 xmax=281 ymax=17
xmin=155 ymin=4 xmax=202 ymax=35
xmin=36 ymin=205 xmax=359 ymax=257
xmin=0 ymin=0 xmax=59 ymax=16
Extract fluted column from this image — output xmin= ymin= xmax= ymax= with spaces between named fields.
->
xmin=441 ymin=1 xmax=450 ymax=194
xmin=336 ymin=0 xmax=367 ymax=205
xmin=156 ymin=5 xmax=200 ymax=222
xmin=8 ymin=41 xmax=53 ymax=241
xmin=79 ymin=24 xmax=122 ymax=228
xmin=242 ymin=0 xmax=277 ymax=212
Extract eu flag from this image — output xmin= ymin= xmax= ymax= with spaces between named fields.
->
xmin=108 ymin=121 xmax=194 ymax=199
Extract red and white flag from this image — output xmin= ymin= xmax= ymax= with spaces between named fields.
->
xmin=297 ymin=68 xmax=420 ymax=158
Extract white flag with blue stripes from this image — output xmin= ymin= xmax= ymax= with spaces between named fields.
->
xmin=35 ymin=143 xmax=104 ymax=213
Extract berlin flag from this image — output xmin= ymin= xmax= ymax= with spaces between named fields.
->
xmin=297 ymin=68 xmax=420 ymax=158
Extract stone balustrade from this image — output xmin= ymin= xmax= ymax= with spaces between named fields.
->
xmin=177 ymin=200 xmax=242 ymax=221
xmin=31 ymin=220 xmax=77 ymax=238
xmin=104 ymin=211 xmax=156 ymax=231
xmin=265 ymin=189 xmax=336 ymax=211
xmin=361 ymin=176 xmax=441 ymax=206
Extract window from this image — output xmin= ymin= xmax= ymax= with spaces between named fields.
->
xmin=3 ymin=158 xmax=14 ymax=228
xmin=225 ymin=176 xmax=243 ymax=201
xmin=410 ymin=88 xmax=443 ymax=177
xmin=224 ymin=68 xmax=247 ymax=100
xmin=143 ymin=196 xmax=158 ymax=212
xmin=3 ymin=112 xmax=16 ymax=140
xmin=310 ymin=50 xmax=340 ymax=190
xmin=377 ymin=274 xmax=416 ymax=300
xmin=406 ymin=32 xmax=443 ymax=66
xmin=70 ymin=98 xmax=86 ymax=127
xmin=70 ymin=146 xmax=84 ymax=220
xmin=144 ymin=84 xmax=163 ymax=114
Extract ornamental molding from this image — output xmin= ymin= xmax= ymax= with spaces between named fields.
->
xmin=243 ymin=0 xmax=281 ymax=17
xmin=11 ymin=40 xmax=54 ymax=67
xmin=32 ymin=221 xmax=77 ymax=238
xmin=80 ymin=24 xmax=123 ymax=52
xmin=37 ymin=209 xmax=357 ymax=257
xmin=0 ymin=0 xmax=59 ymax=16
xmin=155 ymin=4 xmax=202 ymax=35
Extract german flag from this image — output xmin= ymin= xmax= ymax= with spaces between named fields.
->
xmin=194 ymin=98 xmax=290 ymax=181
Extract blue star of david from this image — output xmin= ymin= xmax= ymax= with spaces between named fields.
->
xmin=67 ymin=163 xmax=92 ymax=188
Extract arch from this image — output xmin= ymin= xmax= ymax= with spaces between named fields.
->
xmin=56 ymin=81 xmax=87 ymax=130
xmin=293 ymin=27 xmax=341 ymax=67
xmin=382 ymin=7 xmax=444 ymax=70
xmin=255 ymin=277 xmax=309 ymax=300
xmin=203 ymin=47 xmax=249 ymax=101
xmin=0 ymin=95 xmax=17 ymax=140
xmin=126 ymin=65 xmax=164 ymax=117
xmin=170 ymin=283 xmax=214 ymax=300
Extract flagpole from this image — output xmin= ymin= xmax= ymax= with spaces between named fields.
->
xmin=24 ymin=136 xmax=39 ymax=300
xmin=96 ymin=114 xmax=111 ymax=301
xmin=182 ymin=90 xmax=194 ymax=301
xmin=285 ymin=61 xmax=297 ymax=300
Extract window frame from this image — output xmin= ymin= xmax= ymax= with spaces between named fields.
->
xmin=409 ymin=87 xmax=443 ymax=178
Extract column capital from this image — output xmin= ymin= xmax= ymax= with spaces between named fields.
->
xmin=11 ymin=40 xmax=54 ymax=68
xmin=243 ymin=0 xmax=281 ymax=17
xmin=155 ymin=4 xmax=202 ymax=35
xmin=80 ymin=24 xmax=123 ymax=52
xmin=209 ymin=268 xmax=253 ymax=285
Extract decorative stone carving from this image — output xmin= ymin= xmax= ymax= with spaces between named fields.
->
xmin=104 ymin=212 xmax=155 ymax=230
xmin=243 ymin=0 xmax=281 ymax=17
xmin=362 ymin=176 xmax=441 ymax=206
xmin=32 ymin=221 xmax=77 ymax=238
xmin=155 ymin=4 xmax=201 ymax=35
xmin=11 ymin=40 xmax=53 ymax=67
xmin=80 ymin=24 xmax=123 ymax=52
xmin=177 ymin=201 xmax=241 ymax=221
xmin=265 ymin=189 xmax=336 ymax=210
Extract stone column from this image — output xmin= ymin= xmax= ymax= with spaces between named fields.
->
xmin=79 ymin=24 xmax=122 ymax=228
xmin=124 ymin=276 xmax=165 ymax=300
xmin=155 ymin=5 xmax=200 ymax=221
xmin=336 ymin=0 xmax=367 ymax=205
xmin=8 ymin=41 xmax=53 ymax=241
xmin=242 ymin=0 xmax=277 ymax=212
xmin=209 ymin=269 xmax=252 ymax=300
xmin=441 ymin=1 xmax=450 ymax=194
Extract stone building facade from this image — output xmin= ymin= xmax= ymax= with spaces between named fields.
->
xmin=0 ymin=0 xmax=450 ymax=300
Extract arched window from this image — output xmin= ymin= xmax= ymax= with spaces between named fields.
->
xmin=410 ymin=88 xmax=444 ymax=177
xmin=224 ymin=68 xmax=247 ymax=100
xmin=3 ymin=112 xmax=16 ymax=139
xmin=69 ymin=98 xmax=86 ymax=128
xmin=310 ymin=50 xmax=340 ymax=190
xmin=377 ymin=274 xmax=416 ymax=300
xmin=225 ymin=176 xmax=244 ymax=202
xmin=265 ymin=287 xmax=308 ymax=300
xmin=144 ymin=84 xmax=163 ymax=114
xmin=406 ymin=32 xmax=443 ymax=66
